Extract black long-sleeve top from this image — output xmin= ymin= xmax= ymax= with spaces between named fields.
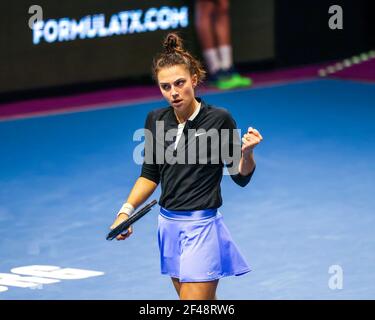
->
xmin=140 ymin=97 xmax=255 ymax=211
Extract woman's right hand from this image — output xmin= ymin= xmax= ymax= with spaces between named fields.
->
xmin=110 ymin=213 xmax=133 ymax=241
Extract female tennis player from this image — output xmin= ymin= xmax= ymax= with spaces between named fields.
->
xmin=109 ymin=33 xmax=262 ymax=300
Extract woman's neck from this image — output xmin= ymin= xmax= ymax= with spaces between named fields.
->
xmin=175 ymin=98 xmax=200 ymax=124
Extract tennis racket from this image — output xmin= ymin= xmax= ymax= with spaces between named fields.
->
xmin=106 ymin=199 xmax=158 ymax=241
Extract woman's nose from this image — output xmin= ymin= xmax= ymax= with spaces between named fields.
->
xmin=171 ymin=87 xmax=179 ymax=99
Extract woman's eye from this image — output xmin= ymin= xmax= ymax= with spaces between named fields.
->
xmin=161 ymin=85 xmax=170 ymax=90
xmin=176 ymin=80 xmax=185 ymax=86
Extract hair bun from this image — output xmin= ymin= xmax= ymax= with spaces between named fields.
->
xmin=153 ymin=32 xmax=206 ymax=85
xmin=163 ymin=33 xmax=183 ymax=54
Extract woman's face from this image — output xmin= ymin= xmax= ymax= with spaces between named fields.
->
xmin=157 ymin=64 xmax=198 ymax=113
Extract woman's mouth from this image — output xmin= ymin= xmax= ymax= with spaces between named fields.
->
xmin=172 ymin=99 xmax=183 ymax=106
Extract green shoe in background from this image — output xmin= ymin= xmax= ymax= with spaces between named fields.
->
xmin=231 ymin=73 xmax=253 ymax=87
xmin=215 ymin=71 xmax=253 ymax=90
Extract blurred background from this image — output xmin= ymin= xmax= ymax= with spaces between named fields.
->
xmin=0 ymin=0 xmax=373 ymax=102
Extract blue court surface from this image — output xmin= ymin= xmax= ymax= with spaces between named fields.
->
xmin=1 ymin=79 xmax=374 ymax=299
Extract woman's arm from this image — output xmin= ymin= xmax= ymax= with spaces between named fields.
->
xmin=119 ymin=177 xmax=158 ymax=214
xmin=222 ymin=112 xmax=261 ymax=187
xmin=238 ymin=126 xmax=262 ymax=176
xmin=110 ymin=176 xmax=158 ymax=240
xmin=110 ymin=110 xmax=160 ymax=240
xmin=238 ymin=149 xmax=256 ymax=176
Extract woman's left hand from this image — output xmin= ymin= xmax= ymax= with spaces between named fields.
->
xmin=241 ymin=127 xmax=263 ymax=154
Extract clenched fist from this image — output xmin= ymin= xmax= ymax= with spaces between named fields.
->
xmin=241 ymin=127 xmax=263 ymax=154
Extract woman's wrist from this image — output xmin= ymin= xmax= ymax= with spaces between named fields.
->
xmin=242 ymin=149 xmax=254 ymax=161
xmin=117 ymin=202 xmax=135 ymax=217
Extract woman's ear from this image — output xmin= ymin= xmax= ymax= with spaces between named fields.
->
xmin=192 ymin=74 xmax=198 ymax=88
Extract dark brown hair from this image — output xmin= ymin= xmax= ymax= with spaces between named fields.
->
xmin=152 ymin=33 xmax=206 ymax=85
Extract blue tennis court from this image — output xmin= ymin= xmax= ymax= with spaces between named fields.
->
xmin=1 ymin=79 xmax=374 ymax=299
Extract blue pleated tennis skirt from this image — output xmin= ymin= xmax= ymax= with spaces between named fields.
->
xmin=157 ymin=207 xmax=251 ymax=282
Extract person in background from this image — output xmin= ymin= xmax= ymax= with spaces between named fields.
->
xmin=195 ymin=0 xmax=253 ymax=90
